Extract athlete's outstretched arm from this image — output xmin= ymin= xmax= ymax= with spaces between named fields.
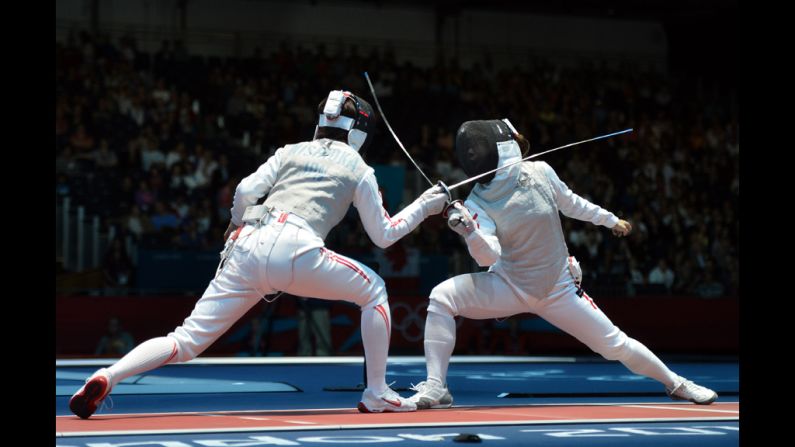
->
xmin=354 ymin=171 xmax=447 ymax=249
xmin=540 ymin=161 xmax=621 ymax=229
xmin=229 ymin=148 xmax=284 ymax=231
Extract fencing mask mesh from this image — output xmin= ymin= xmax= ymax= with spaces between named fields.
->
xmin=455 ymin=119 xmax=515 ymax=184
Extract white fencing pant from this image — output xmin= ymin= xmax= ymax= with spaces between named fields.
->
xmin=105 ymin=211 xmax=392 ymax=392
xmin=425 ymin=262 xmax=679 ymax=389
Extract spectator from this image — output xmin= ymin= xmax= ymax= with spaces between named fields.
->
xmin=168 ymin=163 xmax=188 ymax=192
xmin=194 ymin=149 xmax=219 ymax=188
xmin=94 ymin=139 xmax=118 ymax=169
xmin=648 ymin=259 xmax=675 ymax=292
xmin=140 ymin=137 xmax=165 ymax=171
xmin=102 ymin=239 xmax=134 ymax=289
xmin=216 ymin=177 xmax=235 ymax=222
xmin=70 ymin=124 xmax=95 ymax=152
xmin=694 ymin=269 xmax=726 ymax=298
xmin=626 ymin=258 xmax=645 ymax=295
xmin=126 ymin=205 xmax=149 ymax=241
xmin=150 ymin=201 xmax=180 ymax=232
xmin=165 ymin=142 xmax=187 ymax=169
xmin=296 ymin=299 xmax=333 ymax=356
xmin=56 ymin=146 xmax=78 ymax=174
xmin=95 ymin=317 xmax=135 ymax=356
xmin=133 ymin=180 xmax=156 ymax=212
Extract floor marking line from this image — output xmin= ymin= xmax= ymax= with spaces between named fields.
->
xmin=465 ymin=410 xmax=568 ymax=420
xmin=55 ymin=402 xmax=740 ymax=419
xmin=621 ymin=404 xmax=740 ymax=414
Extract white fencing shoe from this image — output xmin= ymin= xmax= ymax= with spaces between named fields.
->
xmin=666 ymin=377 xmax=718 ymax=405
xmin=408 ymin=380 xmax=454 ymax=409
xmin=357 ymin=386 xmax=417 ymax=413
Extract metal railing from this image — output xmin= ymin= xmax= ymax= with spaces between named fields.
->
xmin=56 ymin=195 xmax=111 ymax=273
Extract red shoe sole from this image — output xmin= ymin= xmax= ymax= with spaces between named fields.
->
xmin=69 ymin=376 xmax=109 ymax=419
xmin=357 ymin=401 xmax=417 ymax=413
xmin=357 ymin=402 xmax=379 ymax=413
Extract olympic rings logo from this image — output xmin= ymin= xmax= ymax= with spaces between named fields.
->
xmin=390 ymin=302 xmax=426 ymax=342
xmin=390 ymin=301 xmax=464 ymax=342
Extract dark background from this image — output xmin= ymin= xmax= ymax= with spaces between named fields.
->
xmin=55 ymin=0 xmax=738 ymax=358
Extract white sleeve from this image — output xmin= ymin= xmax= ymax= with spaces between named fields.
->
xmin=540 ymin=162 xmax=619 ymax=229
xmin=353 ymin=171 xmax=431 ymax=249
xmin=461 ymin=199 xmax=501 ymax=267
xmin=230 ymin=148 xmax=283 ymax=226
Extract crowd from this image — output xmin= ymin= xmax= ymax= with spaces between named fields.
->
xmin=56 ymin=30 xmax=738 ymax=298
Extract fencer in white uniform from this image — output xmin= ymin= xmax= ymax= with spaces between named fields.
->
xmin=408 ymin=119 xmax=718 ymax=409
xmin=69 ymin=91 xmax=448 ymax=418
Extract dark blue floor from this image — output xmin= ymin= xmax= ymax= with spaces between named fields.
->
xmin=56 ymin=359 xmax=739 ymax=415
xmin=58 ymin=421 xmax=740 ymax=447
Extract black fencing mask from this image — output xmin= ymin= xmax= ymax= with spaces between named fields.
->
xmin=455 ymin=119 xmax=516 ymax=184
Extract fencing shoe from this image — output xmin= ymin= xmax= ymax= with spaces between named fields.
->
xmin=408 ymin=380 xmax=454 ymax=409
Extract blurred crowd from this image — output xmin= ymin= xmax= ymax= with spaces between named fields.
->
xmin=56 ymin=30 xmax=738 ymax=298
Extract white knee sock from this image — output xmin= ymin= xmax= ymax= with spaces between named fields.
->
xmin=619 ymin=337 xmax=679 ymax=388
xmin=424 ymin=310 xmax=456 ymax=387
xmin=105 ymin=336 xmax=179 ymax=388
xmin=361 ymin=302 xmax=391 ymax=394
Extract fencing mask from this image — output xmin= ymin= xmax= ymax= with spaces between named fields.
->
xmin=455 ymin=119 xmax=519 ymax=184
xmin=314 ymin=90 xmax=375 ymax=152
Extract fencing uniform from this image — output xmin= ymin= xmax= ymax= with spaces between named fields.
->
xmin=70 ymin=91 xmax=447 ymax=419
xmin=409 ymin=119 xmax=717 ymax=409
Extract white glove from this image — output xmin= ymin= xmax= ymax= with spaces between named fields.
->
xmin=417 ymin=185 xmax=448 ymax=217
xmin=445 ymin=201 xmax=476 ymax=237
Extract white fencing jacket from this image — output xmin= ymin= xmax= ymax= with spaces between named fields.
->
xmin=463 ymin=140 xmax=619 ymax=299
xmin=231 ymin=138 xmax=434 ymax=248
